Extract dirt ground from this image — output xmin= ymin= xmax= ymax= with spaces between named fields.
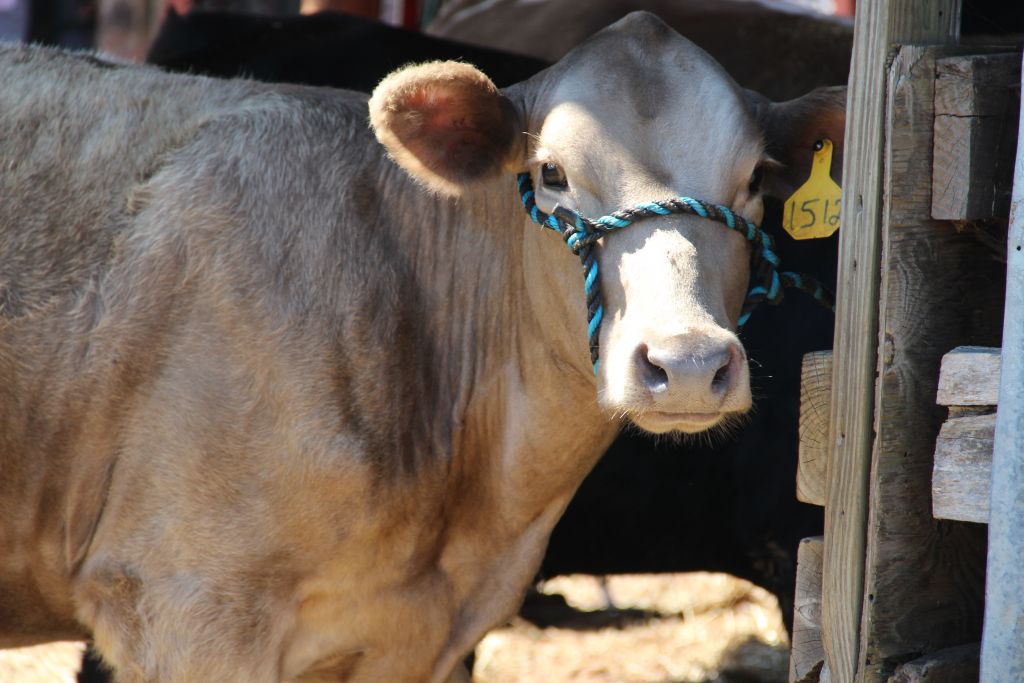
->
xmin=0 ymin=572 xmax=788 ymax=683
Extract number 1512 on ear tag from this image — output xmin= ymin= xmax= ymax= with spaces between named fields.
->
xmin=782 ymin=139 xmax=841 ymax=240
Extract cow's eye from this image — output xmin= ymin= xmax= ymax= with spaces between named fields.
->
xmin=748 ymin=166 xmax=765 ymax=195
xmin=541 ymin=163 xmax=568 ymax=190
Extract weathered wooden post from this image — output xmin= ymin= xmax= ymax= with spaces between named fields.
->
xmin=825 ymin=4 xmax=961 ymax=682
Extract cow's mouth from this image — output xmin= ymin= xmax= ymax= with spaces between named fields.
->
xmin=633 ymin=410 xmax=725 ymax=434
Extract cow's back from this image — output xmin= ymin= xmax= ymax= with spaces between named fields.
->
xmin=3 ymin=47 xmax=243 ymax=318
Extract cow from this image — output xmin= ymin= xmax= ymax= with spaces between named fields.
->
xmin=0 ymin=12 xmax=844 ymax=682
xmin=427 ymin=0 xmax=854 ymax=102
xmin=144 ymin=8 xmax=846 ymax=632
xmin=146 ymin=8 xmax=548 ymax=91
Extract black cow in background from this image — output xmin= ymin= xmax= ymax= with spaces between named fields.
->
xmin=143 ymin=8 xmax=839 ymax=623
xmin=146 ymin=9 xmax=548 ymax=89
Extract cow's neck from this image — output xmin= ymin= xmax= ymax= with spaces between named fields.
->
xmin=379 ymin=166 xmax=618 ymax=491
xmin=379 ymin=168 xmax=619 ymax=675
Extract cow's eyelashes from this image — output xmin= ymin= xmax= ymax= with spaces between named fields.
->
xmin=748 ymin=166 xmax=765 ymax=195
xmin=540 ymin=163 xmax=569 ymax=190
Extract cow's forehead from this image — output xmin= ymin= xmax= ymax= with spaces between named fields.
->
xmin=525 ymin=14 xmax=763 ymax=201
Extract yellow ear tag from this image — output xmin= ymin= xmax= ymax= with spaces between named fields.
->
xmin=782 ymin=139 xmax=841 ymax=240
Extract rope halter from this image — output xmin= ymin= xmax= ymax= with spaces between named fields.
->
xmin=516 ymin=172 xmax=835 ymax=374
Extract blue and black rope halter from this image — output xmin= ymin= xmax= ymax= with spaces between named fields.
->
xmin=516 ymin=172 xmax=835 ymax=374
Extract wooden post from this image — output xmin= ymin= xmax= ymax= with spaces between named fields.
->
xmin=980 ymin=50 xmax=1024 ymax=683
xmin=791 ymin=536 xmax=826 ymax=683
xmin=824 ymin=4 xmax=960 ymax=683
xmin=798 ymin=352 xmax=833 ymax=506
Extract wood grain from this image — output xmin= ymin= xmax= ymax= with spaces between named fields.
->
xmin=824 ymin=4 xmax=961 ymax=683
xmin=791 ymin=536 xmax=826 ymax=683
xmin=799 ymin=352 xmax=833 ymax=506
xmin=933 ymin=413 xmax=995 ymax=524
xmin=932 ymin=53 xmax=1021 ymax=220
xmin=936 ymin=346 xmax=1001 ymax=406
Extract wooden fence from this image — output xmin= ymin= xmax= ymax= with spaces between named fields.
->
xmin=789 ymin=2 xmax=1023 ymax=681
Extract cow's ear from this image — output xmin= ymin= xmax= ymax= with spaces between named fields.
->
xmin=747 ymin=86 xmax=847 ymax=200
xmin=369 ymin=61 xmax=522 ymax=197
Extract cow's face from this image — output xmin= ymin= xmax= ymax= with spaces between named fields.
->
xmin=370 ymin=12 xmax=845 ymax=435
xmin=520 ymin=14 xmax=764 ymax=434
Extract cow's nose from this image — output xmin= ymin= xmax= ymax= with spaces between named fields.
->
xmin=634 ymin=334 xmax=746 ymax=410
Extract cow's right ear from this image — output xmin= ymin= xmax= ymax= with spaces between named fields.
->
xmin=369 ymin=61 xmax=522 ymax=197
xmin=746 ymin=86 xmax=848 ymax=200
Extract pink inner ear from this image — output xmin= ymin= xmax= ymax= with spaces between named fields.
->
xmin=378 ymin=66 xmax=514 ymax=187
xmin=407 ymin=89 xmax=471 ymax=134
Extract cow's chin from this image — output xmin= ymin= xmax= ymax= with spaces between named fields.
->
xmin=631 ymin=410 xmax=730 ymax=435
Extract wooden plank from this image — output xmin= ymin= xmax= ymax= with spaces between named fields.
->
xmin=936 ymin=346 xmax=1002 ymax=406
xmin=858 ymin=44 xmax=1002 ymax=682
xmin=791 ymin=536 xmax=826 ymax=683
xmin=799 ymin=352 xmax=833 ymax=506
xmin=980 ymin=50 xmax=1024 ymax=683
xmin=824 ymin=3 xmax=961 ymax=683
xmin=888 ymin=644 xmax=980 ymax=683
xmin=932 ymin=53 xmax=1021 ymax=221
xmin=933 ymin=413 xmax=995 ymax=524
xmin=934 ymin=54 xmax=1022 ymax=118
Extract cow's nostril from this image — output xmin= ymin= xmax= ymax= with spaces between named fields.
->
xmin=710 ymin=345 xmax=742 ymax=396
xmin=711 ymin=362 xmax=730 ymax=390
xmin=636 ymin=343 xmax=669 ymax=390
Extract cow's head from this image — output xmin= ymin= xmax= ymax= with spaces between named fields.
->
xmin=370 ymin=11 xmax=845 ymax=435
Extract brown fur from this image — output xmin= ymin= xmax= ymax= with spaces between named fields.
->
xmin=0 ymin=12 xmax=844 ymax=682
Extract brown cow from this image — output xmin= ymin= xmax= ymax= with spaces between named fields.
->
xmin=0 ymin=12 xmax=843 ymax=682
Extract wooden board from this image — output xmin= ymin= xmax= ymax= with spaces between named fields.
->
xmin=932 ymin=53 xmax=1021 ymax=221
xmin=933 ymin=412 xmax=995 ymax=524
xmin=823 ymin=4 xmax=961 ymax=683
xmin=791 ymin=536 xmax=826 ymax=683
xmin=799 ymin=352 xmax=833 ymax=506
xmin=857 ymin=44 xmax=1003 ymax=682
xmin=936 ymin=346 xmax=1001 ymax=406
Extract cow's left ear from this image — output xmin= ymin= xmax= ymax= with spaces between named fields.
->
xmin=746 ymin=86 xmax=847 ymax=200
xmin=369 ymin=61 xmax=522 ymax=197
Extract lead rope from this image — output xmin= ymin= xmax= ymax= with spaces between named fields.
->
xmin=516 ymin=172 xmax=835 ymax=374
